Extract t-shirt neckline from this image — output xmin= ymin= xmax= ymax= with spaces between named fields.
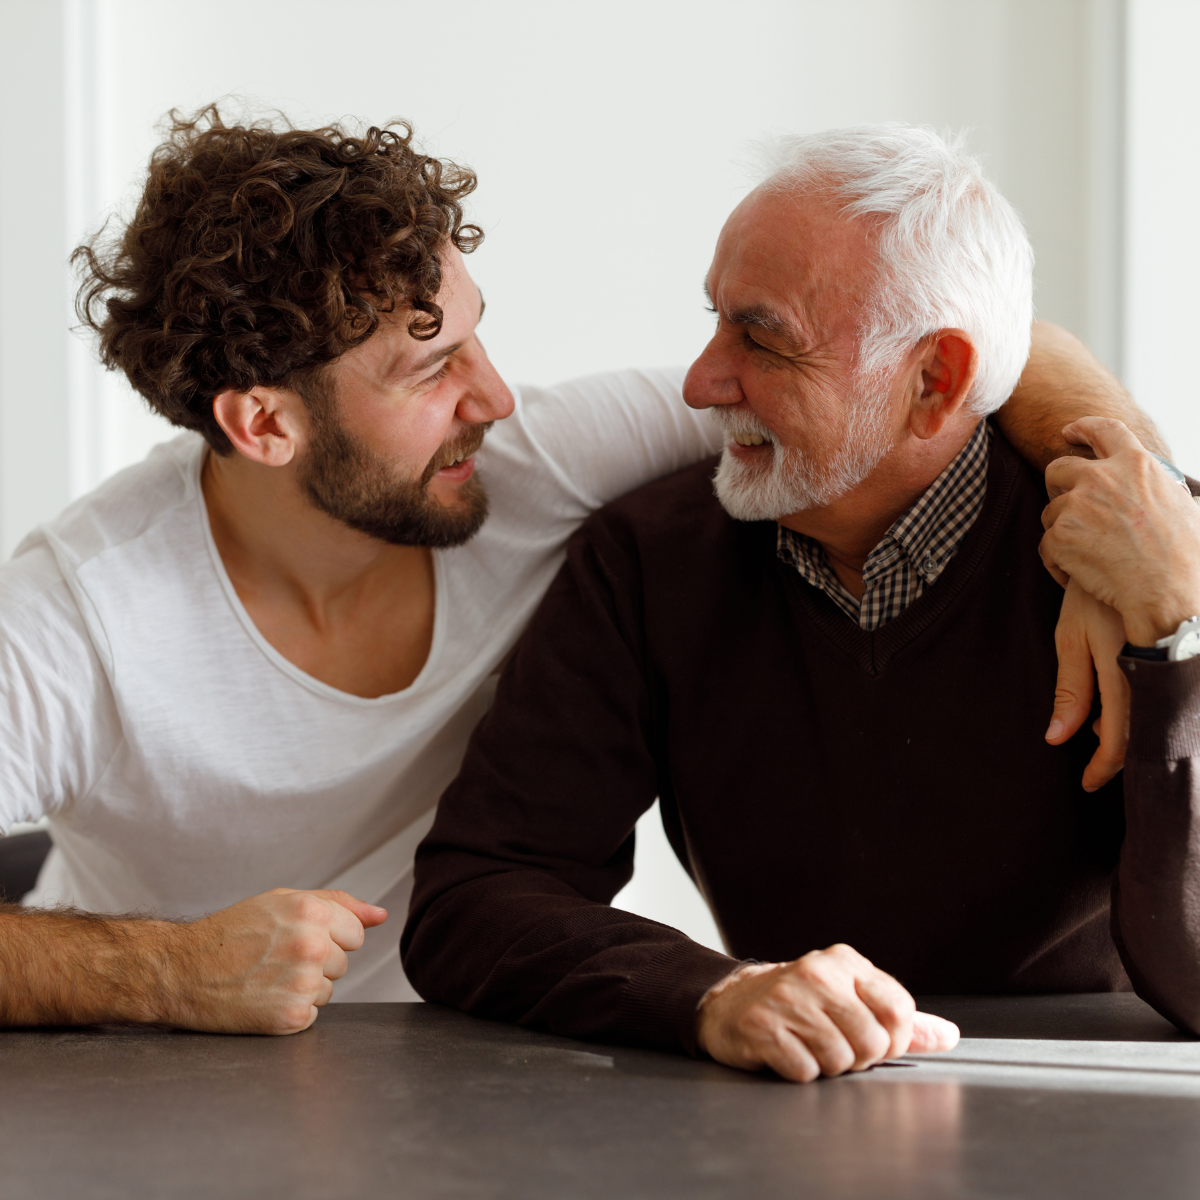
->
xmin=191 ymin=442 xmax=448 ymax=707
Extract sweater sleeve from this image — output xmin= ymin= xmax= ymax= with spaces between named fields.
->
xmin=1112 ymin=654 xmax=1200 ymax=1032
xmin=401 ymin=513 xmax=739 ymax=1054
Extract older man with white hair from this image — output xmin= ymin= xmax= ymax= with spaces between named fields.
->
xmin=402 ymin=124 xmax=1200 ymax=1080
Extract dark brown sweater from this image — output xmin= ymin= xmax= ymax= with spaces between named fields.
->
xmin=402 ymin=429 xmax=1200 ymax=1051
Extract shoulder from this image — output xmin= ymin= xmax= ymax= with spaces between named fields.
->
xmin=481 ymin=368 xmax=722 ymax=515
xmin=596 ymin=455 xmax=726 ymax=531
xmin=574 ymin=455 xmax=770 ymax=570
xmin=0 ymin=434 xmax=204 ymax=671
xmin=16 ymin=434 xmax=203 ymax=572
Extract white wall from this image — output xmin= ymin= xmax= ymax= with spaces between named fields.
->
xmin=0 ymin=0 xmax=1157 ymax=950
xmin=0 ymin=3 xmax=71 ymax=558
xmin=1126 ymin=0 xmax=1200 ymax=476
xmin=14 ymin=0 xmax=1130 ymax=511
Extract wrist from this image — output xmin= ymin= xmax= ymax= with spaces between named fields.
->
xmin=1124 ymin=598 xmax=1200 ymax=648
xmin=695 ymin=961 xmax=777 ymax=1055
xmin=113 ymin=919 xmax=188 ymax=1025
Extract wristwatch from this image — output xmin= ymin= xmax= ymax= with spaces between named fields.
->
xmin=1151 ymin=453 xmax=1194 ymax=495
xmin=1123 ymin=615 xmax=1200 ymax=662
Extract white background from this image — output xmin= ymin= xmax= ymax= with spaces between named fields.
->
xmin=0 ymin=0 xmax=1194 ymax=951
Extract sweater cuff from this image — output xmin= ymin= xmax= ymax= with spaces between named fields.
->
xmin=1121 ymin=653 xmax=1200 ymax=760
xmin=618 ymin=939 xmax=741 ymax=1057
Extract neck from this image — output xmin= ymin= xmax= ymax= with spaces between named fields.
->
xmin=201 ymin=450 xmax=427 ymax=616
xmin=778 ymin=416 xmax=978 ymax=598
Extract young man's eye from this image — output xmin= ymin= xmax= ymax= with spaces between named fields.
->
xmin=424 ymin=363 xmax=450 ymax=387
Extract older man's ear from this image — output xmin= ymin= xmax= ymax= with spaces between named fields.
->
xmin=907 ymin=331 xmax=978 ymax=441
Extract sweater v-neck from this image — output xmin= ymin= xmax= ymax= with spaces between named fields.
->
xmin=776 ymin=423 xmax=1025 ymax=677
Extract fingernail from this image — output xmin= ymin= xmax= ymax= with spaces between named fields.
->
xmin=1045 ymin=720 xmax=1064 ymax=740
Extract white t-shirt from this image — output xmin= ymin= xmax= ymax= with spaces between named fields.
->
xmin=0 ymin=369 xmax=720 ymax=1000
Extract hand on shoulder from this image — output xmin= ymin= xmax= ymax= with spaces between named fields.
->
xmin=1041 ymin=417 xmax=1200 ymax=647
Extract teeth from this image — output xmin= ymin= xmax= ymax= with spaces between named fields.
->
xmin=733 ymin=433 xmax=768 ymax=447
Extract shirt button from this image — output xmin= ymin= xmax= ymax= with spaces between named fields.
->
xmin=922 ymin=555 xmax=937 ymax=573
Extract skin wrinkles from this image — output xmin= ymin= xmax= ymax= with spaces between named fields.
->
xmin=685 ymin=187 xmax=980 ymax=581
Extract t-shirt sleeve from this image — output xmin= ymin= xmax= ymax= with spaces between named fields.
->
xmin=402 ymin=507 xmax=738 ymax=1054
xmin=0 ymin=543 xmax=122 ymax=831
xmin=515 ymin=368 xmax=724 ymax=512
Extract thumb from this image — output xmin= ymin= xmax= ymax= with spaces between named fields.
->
xmin=309 ymin=889 xmax=389 ymax=928
xmin=908 ymin=1012 xmax=960 ymax=1054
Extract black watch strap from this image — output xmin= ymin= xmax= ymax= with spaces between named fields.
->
xmin=1122 ymin=642 xmax=1168 ymax=661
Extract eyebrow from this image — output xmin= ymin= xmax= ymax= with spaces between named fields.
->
xmin=703 ymin=281 xmax=805 ymax=345
xmin=405 ymin=292 xmax=487 ymax=375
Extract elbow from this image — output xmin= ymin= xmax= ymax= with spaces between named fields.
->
xmin=1112 ymin=905 xmax=1200 ymax=1037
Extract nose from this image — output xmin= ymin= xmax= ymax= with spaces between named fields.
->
xmin=456 ymin=337 xmax=515 ymax=425
xmin=683 ymin=335 xmax=744 ymax=411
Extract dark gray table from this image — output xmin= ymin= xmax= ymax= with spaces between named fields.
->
xmin=2 ymin=995 xmax=1198 ymax=1199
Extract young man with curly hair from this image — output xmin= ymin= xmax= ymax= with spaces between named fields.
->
xmin=0 ymin=107 xmax=1165 ymax=1035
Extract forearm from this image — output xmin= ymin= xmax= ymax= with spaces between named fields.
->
xmin=404 ymin=516 xmax=742 ymax=1052
xmin=404 ymin=858 xmax=736 ymax=1052
xmin=997 ymin=322 xmax=1169 ymax=472
xmin=1111 ymin=657 xmax=1200 ymax=1033
xmin=0 ymin=907 xmax=178 ymax=1027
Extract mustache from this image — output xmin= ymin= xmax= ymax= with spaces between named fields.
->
xmin=420 ymin=422 xmax=493 ymax=486
xmin=708 ymin=406 xmax=779 ymax=446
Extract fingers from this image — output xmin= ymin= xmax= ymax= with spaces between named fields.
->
xmin=1060 ymin=416 xmax=1143 ymax=460
xmin=908 ymin=1011 xmax=960 ymax=1053
xmin=853 ymin=967 xmax=916 ymax=1060
xmin=1044 ymin=455 xmax=1091 ymax=501
xmin=310 ymin=889 xmax=388 ymax=930
xmin=323 ymin=941 xmax=351 ymax=983
xmin=783 ymin=1008 xmax=861 ymax=1079
xmin=1048 ymin=582 xmax=1129 ymax=790
xmin=1082 ymin=647 xmax=1130 ymax=792
xmin=1038 ymin=511 xmax=1072 ymax=588
xmin=1047 ymin=594 xmax=1095 ymax=745
xmin=756 ymin=1027 xmax=824 ymax=1084
xmin=696 ymin=946 xmax=924 ymax=1083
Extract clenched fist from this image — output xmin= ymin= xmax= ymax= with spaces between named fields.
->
xmin=696 ymin=943 xmax=958 ymax=1082
xmin=161 ymin=888 xmax=387 ymax=1034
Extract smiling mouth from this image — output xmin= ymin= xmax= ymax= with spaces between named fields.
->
xmin=731 ymin=432 xmax=771 ymax=447
xmin=423 ymin=422 xmax=494 ymax=484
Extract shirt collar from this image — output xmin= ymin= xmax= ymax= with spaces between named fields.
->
xmin=775 ymin=418 xmax=991 ymax=604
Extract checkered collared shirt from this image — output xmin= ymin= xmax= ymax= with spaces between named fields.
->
xmin=777 ymin=419 xmax=991 ymax=631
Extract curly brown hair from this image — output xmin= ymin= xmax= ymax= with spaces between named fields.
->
xmin=73 ymin=104 xmax=482 ymax=453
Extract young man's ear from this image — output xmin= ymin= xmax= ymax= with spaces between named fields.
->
xmin=908 ymin=330 xmax=978 ymax=440
xmin=212 ymin=386 xmax=305 ymax=466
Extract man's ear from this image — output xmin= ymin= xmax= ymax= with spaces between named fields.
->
xmin=908 ymin=330 xmax=978 ymax=440
xmin=212 ymin=386 xmax=305 ymax=466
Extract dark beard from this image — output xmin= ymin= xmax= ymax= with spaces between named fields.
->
xmin=297 ymin=389 xmax=491 ymax=549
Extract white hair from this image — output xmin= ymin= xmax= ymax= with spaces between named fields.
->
xmin=757 ymin=124 xmax=1034 ymax=415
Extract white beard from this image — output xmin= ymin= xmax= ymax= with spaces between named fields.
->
xmin=711 ymin=384 xmax=895 ymax=521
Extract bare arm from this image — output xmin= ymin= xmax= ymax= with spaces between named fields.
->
xmin=997 ymin=322 xmax=1169 ymax=472
xmin=0 ymin=888 xmax=385 ymax=1033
